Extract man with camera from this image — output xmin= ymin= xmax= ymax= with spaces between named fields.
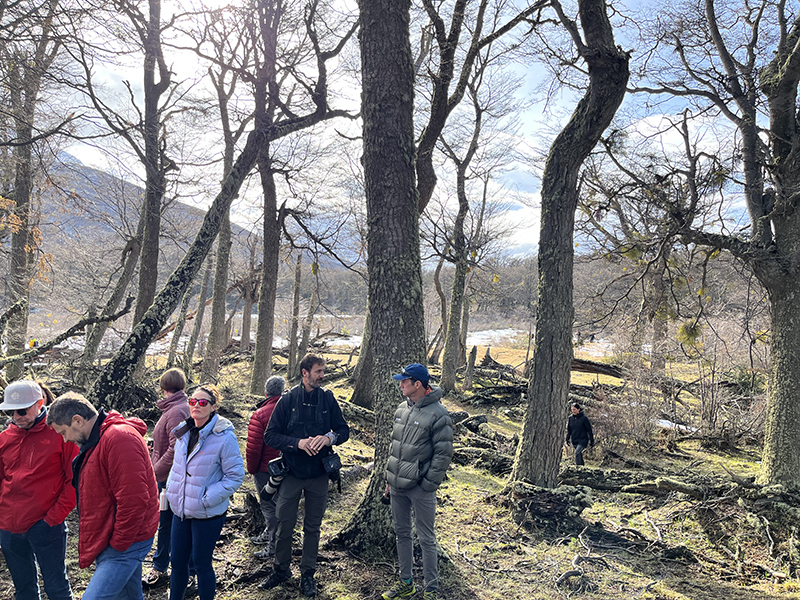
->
xmin=260 ymin=354 xmax=350 ymax=597
xmin=382 ymin=363 xmax=453 ymax=600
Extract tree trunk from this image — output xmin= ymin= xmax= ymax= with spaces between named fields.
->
xmin=294 ymin=282 xmax=319 ymax=382
xmin=333 ymin=0 xmax=426 ymax=556
xmin=512 ymin=0 xmax=629 ymax=488
xmin=429 ymin=250 xmax=448 ymax=364
xmin=132 ymin=0 xmax=170 ymax=329
xmin=240 ymin=288 xmax=255 ymax=352
xmin=287 ymin=252 xmax=302 ymax=377
xmin=77 ymin=231 xmax=142 ymax=387
xmin=6 ymin=137 xmax=34 ymax=381
xmin=249 ymin=150 xmax=280 ymax=394
xmin=440 ymin=259 xmax=467 ymax=392
xmin=349 ymin=310 xmax=374 ymax=408
xmin=760 ymin=280 xmax=800 ymax=485
xmin=201 ymin=211 xmax=232 ymax=382
xmin=184 ymin=254 xmax=214 ymax=376
xmin=167 ymin=275 xmax=194 ymax=368
xmin=459 ymin=288 xmax=470 ymax=365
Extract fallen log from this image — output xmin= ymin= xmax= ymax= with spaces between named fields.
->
xmin=452 ymin=447 xmax=513 ymax=475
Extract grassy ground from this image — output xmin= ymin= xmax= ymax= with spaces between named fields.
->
xmin=0 ymin=348 xmax=796 ymax=600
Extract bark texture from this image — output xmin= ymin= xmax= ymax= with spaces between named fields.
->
xmin=512 ymin=0 xmax=629 ymax=488
xmin=333 ymin=0 xmax=427 ymax=556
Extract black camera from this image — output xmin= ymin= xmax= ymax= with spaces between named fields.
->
xmin=261 ymin=456 xmax=290 ymax=501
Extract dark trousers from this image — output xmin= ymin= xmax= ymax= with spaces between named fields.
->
xmin=152 ymin=482 xmax=195 ymax=575
xmin=574 ymin=444 xmax=586 ymax=466
xmin=169 ymin=514 xmax=225 ymax=600
xmin=0 ymin=520 xmax=73 ymax=600
xmin=273 ymin=473 xmax=329 ymax=576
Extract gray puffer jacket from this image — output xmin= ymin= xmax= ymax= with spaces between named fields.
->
xmin=386 ymin=386 xmax=453 ymax=493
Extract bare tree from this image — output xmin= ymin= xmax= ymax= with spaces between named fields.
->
xmin=511 ymin=0 xmax=629 ymax=488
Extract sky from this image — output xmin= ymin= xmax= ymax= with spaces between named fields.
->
xmin=62 ymin=0 xmax=718 ymax=259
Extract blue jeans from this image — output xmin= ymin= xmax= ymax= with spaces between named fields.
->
xmin=169 ymin=514 xmax=226 ymax=600
xmin=0 ymin=519 xmax=73 ymax=600
xmin=82 ymin=537 xmax=153 ymax=600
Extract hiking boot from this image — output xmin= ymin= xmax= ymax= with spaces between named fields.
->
xmin=142 ymin=568 xmax=167 ymax=586
xmin=423 ymin=591 xmax=438 ymax=600
xmin=185 ymin=576 xmax=197 ymax=598
xmin=382 ymin=579 xmax=416 ymax=599
xmin=253 ymin=547 xmax=274 ymax=560
xmin=249 ymin=527 xmax=272 ymax=545
xmin=258 ymin=569 xmax=290 ymax=590
xmin=300 ymin=572 xmax=317 ymax=597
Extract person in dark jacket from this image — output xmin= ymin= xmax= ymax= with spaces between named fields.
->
xmin=245 ymin=375 xmax=285 ymax=558
xmin=566 ymin=402 xmax=595 ymax=466
xmin=259 ymin=354 xmax=349 ymax=598
xmin=0 ymin=380 xmax=78 ymax=600
xmin=381 ymin=364 xmax=453 ymax=600
xmin=48 ymin=393 xmax=159 ymax=600
xmin=143 ymin=368 xmax=192 ymax=586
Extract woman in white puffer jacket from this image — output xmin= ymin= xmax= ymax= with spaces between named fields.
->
xmin=165 ymin=384 xmax=244 ymax=600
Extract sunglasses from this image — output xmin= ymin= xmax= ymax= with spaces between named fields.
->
xmin=188 ymin=397 xmax=214 ymax=407
xmin=4 ymin=405 xmax=35 ymax=417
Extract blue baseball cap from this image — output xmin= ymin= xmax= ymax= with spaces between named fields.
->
xmin=392 ymin=363 xmax=430 ymax=386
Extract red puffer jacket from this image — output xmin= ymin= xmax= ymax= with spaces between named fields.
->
xmin=77 ymin=411 xmax=159 ymax=568
xmin=0 ymin=412 xmax=78 ymax=533
xmin=245 ymin=395 xmax=280 ymax=474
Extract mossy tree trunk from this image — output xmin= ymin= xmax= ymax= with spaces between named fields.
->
xmin=512 ymin=0 xmax=629 ymax=488
xmin=333 ymin=0 xmax=426 ymax=556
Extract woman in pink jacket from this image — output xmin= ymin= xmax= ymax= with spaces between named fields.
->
xmin=143 ymin=368 xmax=192 ymax=586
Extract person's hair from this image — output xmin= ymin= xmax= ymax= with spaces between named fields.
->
xmin=160 ymin=368 xmax=187 ymax=393
xmin=191 ymin=383 xmax=221 ymax=405
xmin=37 ymin=381 xmax=55 ymax=406
xmin=299 ymin=353 xmax=325 ymax=376
xmin=47 ymin=393 xmax=98 ymax=426
xmin=572 ymin=402 xmax=582 ymax=411
xmin=265 ymin=375 xmax=286 ymax=397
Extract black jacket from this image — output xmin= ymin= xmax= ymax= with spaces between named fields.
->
xmin=566 ymin=411 xmax=594 ymax=447
xmin=264 ymin=385 xmax=349 ymax=479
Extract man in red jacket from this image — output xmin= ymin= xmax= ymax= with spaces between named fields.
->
xmin=0 ymin=380 xmax=78 ymax=600
xmin=48 ymin=392 xmax=159 ymax=600
xmin=245 ymin=375 xmax=285 ymax=558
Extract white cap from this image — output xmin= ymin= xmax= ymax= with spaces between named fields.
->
xmin=0 ymin=380 xmax=44 ymax=410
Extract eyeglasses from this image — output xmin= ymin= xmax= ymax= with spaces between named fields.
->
xmin=188 ymin=397 xmax=214 ymax=407
xmin=4 ymin=405 xmax=34 ymax=417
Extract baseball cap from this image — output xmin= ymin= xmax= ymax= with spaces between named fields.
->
xmin=392 ymin=363 xmax=430 ymax=386
xmin=0 ymin=380 xmax=44 ymax=410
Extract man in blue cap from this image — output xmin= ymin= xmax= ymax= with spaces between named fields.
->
xmin=382 ymin=364 xmax=453 ymax=600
